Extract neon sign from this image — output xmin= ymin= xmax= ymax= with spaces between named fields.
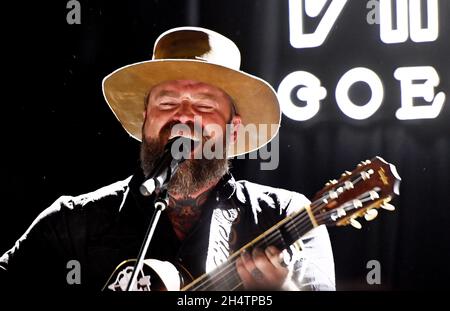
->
xmin=282 ymin=0 xmax=446 ymax=121
xmin=278 ymin=66 xmax=446 ymax=121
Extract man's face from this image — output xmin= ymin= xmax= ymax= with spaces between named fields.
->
xmin=140 ymin=80 xmax=241 ymax=197
xmin=142 ymin=79 xmax=236 ymax=149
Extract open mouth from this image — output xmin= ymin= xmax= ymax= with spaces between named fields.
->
xmin=167 ymin=132 xmax=204 ymax=159
xmin=168 ymin=131 xmax=201 ymax=142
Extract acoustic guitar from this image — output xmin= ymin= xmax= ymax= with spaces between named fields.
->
xmin=103 ymin=156 xmax=401 ymax=291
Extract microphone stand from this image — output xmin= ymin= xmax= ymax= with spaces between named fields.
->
xmin=126 ymin=189 xmax=169 ymax=291
xmin=126 ymin=136 xmax=193 ymax=290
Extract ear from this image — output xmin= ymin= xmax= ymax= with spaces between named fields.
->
xmin=229 ymin=114 xmax=242 ymax=144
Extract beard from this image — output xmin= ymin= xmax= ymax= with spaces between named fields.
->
xmin=140 ymin=126 xmax=230 ymax=198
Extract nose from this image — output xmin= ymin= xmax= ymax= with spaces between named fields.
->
xmin=173 ymin=101 xmax=195 ymax=124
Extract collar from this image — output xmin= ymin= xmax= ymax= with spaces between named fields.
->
xmin=126 ymin=167 xmax=239 ymax=212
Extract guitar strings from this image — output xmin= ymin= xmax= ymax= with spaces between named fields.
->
xmin=210 ymin=195 xmax=376 ymax=291
xmin=188 ymin=176 xmax=371 ymax=290
xmin=188 ymin=212 xmax=317 ymax=290
xmin=188 ymin=189 xmax=362 ymax=290
xmin=188 ymin=201 xmax=331 ymax=290
xmin=190 ymin=198 xmax=364 ymax=290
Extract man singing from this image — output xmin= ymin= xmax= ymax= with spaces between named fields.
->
xmin=0 ymin=27 xmax=335 ymax=291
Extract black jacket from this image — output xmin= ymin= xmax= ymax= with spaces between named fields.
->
xmin=0 ymin=171 xmax=335 ymax=291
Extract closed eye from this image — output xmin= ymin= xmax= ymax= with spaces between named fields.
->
xmin=159 ymin=102 xmax=178 ymax=110
xmin=195 ymin=104 xmax=215 ymax=112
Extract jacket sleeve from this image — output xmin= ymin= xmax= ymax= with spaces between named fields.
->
xmin=0 ymin=196 xmax=77 ymax=289
xmin=282 ymin=192 xmax=336 ymax=291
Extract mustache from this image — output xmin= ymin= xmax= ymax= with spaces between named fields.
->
xmin=160 ymin=121 xmax=211 ymax=144
xmin=140 ymin=127 xmax=230 ymax=194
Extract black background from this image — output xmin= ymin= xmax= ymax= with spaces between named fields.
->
xmin=2 ymin=0 xmax=449 ymax=290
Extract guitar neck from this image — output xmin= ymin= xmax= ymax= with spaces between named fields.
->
xmin=103 ymin=157 xmax=399 ymax=292
xmin=182 ymin=206 xmax=316 ymax=291
xmin=183 ymin=157 xmax=401 ymax=291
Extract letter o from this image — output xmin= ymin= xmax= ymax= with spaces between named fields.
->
xmin=335 ymin=67 xmax=384 ymax=120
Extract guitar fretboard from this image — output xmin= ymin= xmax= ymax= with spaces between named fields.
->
xmin=183 ymin=207 xmax=315 ymax=291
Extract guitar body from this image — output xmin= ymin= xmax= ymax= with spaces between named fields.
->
xmin=103 ymin=258 xmax=193 ymax=291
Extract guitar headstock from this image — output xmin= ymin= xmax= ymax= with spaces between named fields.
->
xmin=312 ymin=156 xmax=401 ymax=229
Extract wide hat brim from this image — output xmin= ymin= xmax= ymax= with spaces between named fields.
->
xmin=102 ymin=59 xmax=281 ymax=157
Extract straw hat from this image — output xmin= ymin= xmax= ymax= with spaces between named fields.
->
xmin=102 ymin=27 xmax=280 ymax=157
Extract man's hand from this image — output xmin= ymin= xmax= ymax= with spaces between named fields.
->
xmin=236 ymin=246 xmax=288 ymax=290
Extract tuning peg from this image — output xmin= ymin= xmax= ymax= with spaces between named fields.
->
xmin=350 ymin=218 xmax=362 ymax=229
xmin=381 ymin=203 xmax=395 ymax=211
xmin=358 ymin=160 xmax=372 ymax=167
xmin=326 ymin=179 xmax=338 ymax=186
xmin=352 ymin=199 xmax=363 ymax=209
xmin=341 ymin=170 xmax=352 ymax=177
xmin=344 ymin=181 xmax=354 ymax=190
xmin=364 ymin=209 xmax=378 ymax=221
xmin=360 ymin=171 xmax=371 ymax=180
xmin=328 ymin=190 xmax=338 ymax=199
xmin=369 ymin=190 xmax=380 ymax=200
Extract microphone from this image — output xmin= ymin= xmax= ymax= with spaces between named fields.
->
xmin=140 ymin=136 xmax=196 ymax=196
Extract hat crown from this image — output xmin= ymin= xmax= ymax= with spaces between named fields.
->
xmin=152 ymin=27 xmax=241 ymax=71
